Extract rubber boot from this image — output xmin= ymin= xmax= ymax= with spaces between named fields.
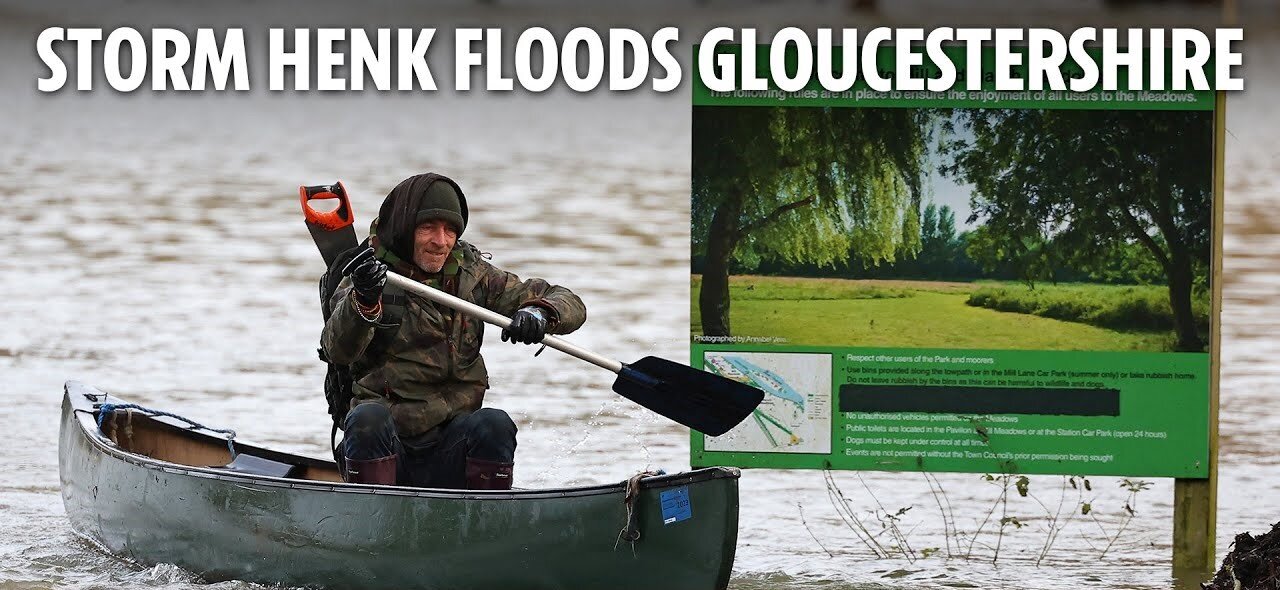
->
xmin=465 ymin=457 xmax=514 ymax=490
xmin=344 ymin=454 xmax=398 ymax=485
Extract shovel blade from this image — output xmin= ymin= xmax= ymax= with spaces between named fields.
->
xmin=612 ymin=356 xmax=764 ymax=436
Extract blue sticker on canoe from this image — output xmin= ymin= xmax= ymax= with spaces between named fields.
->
xmin=660 ymin=487 xmax=692 ymax=525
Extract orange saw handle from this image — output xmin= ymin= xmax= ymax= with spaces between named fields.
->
xmin=299 ymin=181 xmax=354 ymax=231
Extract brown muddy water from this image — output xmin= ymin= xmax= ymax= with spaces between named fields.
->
xmin=1 ymin=2 xmax=1278 ymax=589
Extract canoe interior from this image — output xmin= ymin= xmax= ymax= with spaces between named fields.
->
xmin=71 ymin=379 xmax=740 ymax=496
xmin=99 ymin=408 xmax=344 ymax=482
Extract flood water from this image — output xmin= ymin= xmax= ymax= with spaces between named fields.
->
xmin=1 ymin=2 xmax=1278 ymax=589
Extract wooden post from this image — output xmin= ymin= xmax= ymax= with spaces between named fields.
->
xmin=1223 ymin=0 xmax=1238 ymax=26
xmin=1173 ymin=479 xmax=1216 ymax=577
xmin=1172 ymin=91 xmax=1225 ymax=580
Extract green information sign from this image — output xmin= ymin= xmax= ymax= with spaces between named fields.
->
xmin=689 ymin=45 xmax=1220 ymax=478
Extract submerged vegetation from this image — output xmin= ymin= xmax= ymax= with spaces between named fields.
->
xmin=816 ymin=470 xmax=1156 ymax=566
xmin=1206 ymin=522 xmax=1280 ymax=590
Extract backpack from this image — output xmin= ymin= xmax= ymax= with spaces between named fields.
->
xmin=317 ymin=238 xmax=370 ymax=464
xmin=317 ymin=238 xmax=410 ymax=460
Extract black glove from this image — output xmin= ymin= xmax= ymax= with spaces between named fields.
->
xmin=342 ymin=247 xmax=387 ymax=307
xmin=502 ymin=306 xmax=548 ymax=345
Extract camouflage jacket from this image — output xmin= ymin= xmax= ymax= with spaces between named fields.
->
xmin=321 ymin=241 xmax=586 ymax=437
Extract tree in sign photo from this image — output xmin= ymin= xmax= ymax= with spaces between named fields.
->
xmin=943 ymin=109 xmax=1213 ymax=352
xmin=692 ymin=106 xmax=933 ymax=337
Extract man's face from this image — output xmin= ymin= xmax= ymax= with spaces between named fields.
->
xmin=412 ymin=219 xmax=458 ymax=273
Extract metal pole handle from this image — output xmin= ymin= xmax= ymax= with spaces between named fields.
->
xmin=385 ymin=273 xmax=623 ymax=374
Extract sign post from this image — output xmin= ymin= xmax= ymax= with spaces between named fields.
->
xmin=1172 ymin=90 xmax=1226 ymax=577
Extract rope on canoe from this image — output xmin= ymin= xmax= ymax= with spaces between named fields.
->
xmin=616 ymin=470 xmax=663 ymax=550
xmin=97 ymin=403 xmax=237 ymax=458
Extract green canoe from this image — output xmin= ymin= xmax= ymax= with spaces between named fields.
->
xmin=58 ymin=381 xmax=740 ymax=590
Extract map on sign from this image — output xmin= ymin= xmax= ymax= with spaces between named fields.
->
xmin=703 ymin=352 xmax=831 ymax=454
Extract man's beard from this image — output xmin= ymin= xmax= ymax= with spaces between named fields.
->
xmin=415 ymin=250 xmax=448 ymax=273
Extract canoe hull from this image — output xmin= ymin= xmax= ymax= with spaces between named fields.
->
xmin=59 ymin=382 xmax=738 ymax=590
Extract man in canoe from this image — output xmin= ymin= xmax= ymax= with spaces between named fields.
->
xmin=321 ymin=173 xmax=587 ymax=490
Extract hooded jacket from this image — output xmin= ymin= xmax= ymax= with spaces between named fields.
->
xmin=321 ymin=175 xmax=586 ymax=438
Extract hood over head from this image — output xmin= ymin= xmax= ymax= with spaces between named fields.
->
xmin=375 ymin=173 xmax=469 ymax=262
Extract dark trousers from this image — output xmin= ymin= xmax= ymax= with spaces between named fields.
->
xmin=342 ymin=403 xmax=517 ymax=489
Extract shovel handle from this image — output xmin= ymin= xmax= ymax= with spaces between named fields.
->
xmin=300 ymin=181 xmax=354 ymax=231
xmin=384 ymin=272 xmax=623 ymax=374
